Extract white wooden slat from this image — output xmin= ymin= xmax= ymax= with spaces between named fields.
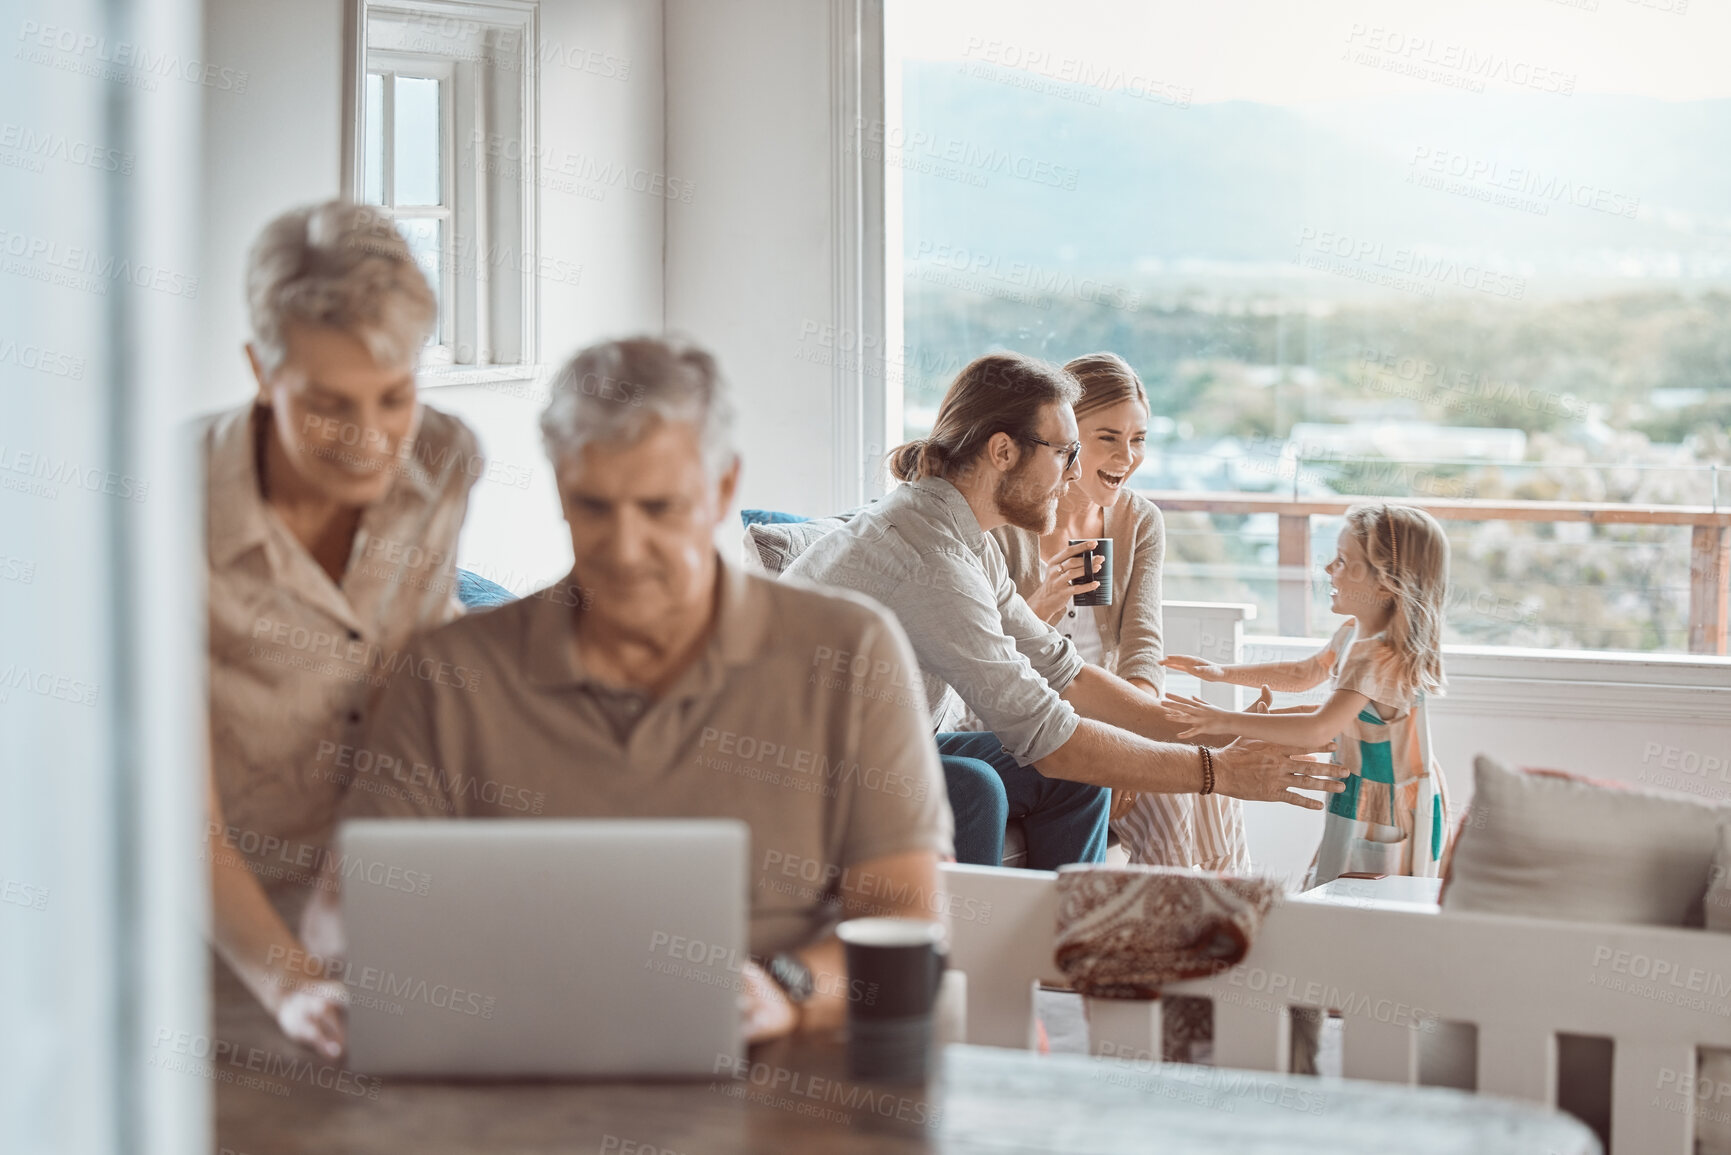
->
xmin=1210 ymin=991 xmax=1291 ymax=1073
xmin=1085 ymin=997 xmax=1161 ymax=1064
xmin=965 ymin=975 xmax=1039 ymax=1051
xmin=1611 ymin=1040 xmax=1695 ymax=1155
xmin=1341 ymin=1016 xmax=1418 ymax=1085
xmin=941 ymin=864 xmax=1061 ymax=1049
xmin=1476 ymin=1025 xmax=1557 ymax=1105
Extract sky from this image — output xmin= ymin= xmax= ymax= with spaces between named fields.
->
xmin=891 ymin=0 xmax=1731 ymax=104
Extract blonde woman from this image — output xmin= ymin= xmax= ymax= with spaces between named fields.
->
xmin=203 ymin=201 xmax=479 ymax=1054
xmin=991 ymin=353 xmax=1249 ymax=871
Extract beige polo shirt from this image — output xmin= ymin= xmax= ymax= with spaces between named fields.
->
xmin=337 ymin=561 xmax=954 ymax=956
xmin=204 ymin=402 xmax=479 ymax=917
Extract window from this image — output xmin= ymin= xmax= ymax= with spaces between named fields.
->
xmin=365 ymin=60 xmax=455 ymax=358
xmin=348 ymin=0 xmax=539 ymax=376
xmin=887 ymin=0 xmax=1731 ymax=656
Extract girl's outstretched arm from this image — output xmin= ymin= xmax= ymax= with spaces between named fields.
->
xmin=1164 ymin=687 xmax=1370 ymax=748
xmin=1162 ymin=640 xmax=1343 ymax=694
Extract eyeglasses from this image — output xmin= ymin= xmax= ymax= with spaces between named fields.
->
xmin=1019 ymin=434 xmax=1081 ymax=472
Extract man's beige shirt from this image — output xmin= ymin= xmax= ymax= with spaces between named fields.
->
xmin=204 ymin=402 xmax=479 ymax=915
xmin=338 ymin=562 xmax=955 ymax=956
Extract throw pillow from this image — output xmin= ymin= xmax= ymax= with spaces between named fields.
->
xmin=744 ymin=516 xmax=849 ymax=577
xmin=1442 ymin=755 xmax=1726 ymax=927
xmin=740 ymin=509 xmax=812 ymax=527
xmin=455 ymin=568 xmax=517 ymax=609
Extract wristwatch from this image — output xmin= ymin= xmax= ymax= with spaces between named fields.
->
xmin=764 ymin=951 xmax=815 ymax=1005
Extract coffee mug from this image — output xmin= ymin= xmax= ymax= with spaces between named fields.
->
xmin=836 ymin=917 xmax=947 ymax=1082
xmin=1069 ymin=538 xmax=1114 ymax=607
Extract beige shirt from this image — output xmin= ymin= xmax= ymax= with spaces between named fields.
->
xmin=338 ymin=561 xmax=954 ymax=956
xmin=990 ymin=489 xmax=1167 ymax=693
xmin=204 ymin=403 xmax=479 ymax=915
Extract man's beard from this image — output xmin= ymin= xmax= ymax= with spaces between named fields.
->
xmin=994 ymin=460 xmax=1060 ymax=533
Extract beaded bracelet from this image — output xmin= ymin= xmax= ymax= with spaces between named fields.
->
xmin=1197 ymin=745 xmax=1216 ymax=796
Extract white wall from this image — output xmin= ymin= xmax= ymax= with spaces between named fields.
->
xmin=664 ymin=0 xmax=844 ymax=521
xmin=438 ymin=0 xmax=668 ymax=588
xmin=198 ymin=0 xmax=347 ymax=416
xmin=197 ymin=0 xmax=667 ymax=588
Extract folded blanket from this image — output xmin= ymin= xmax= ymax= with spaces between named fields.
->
xmin=1053 ymin=864 xmax=1283 ymax=999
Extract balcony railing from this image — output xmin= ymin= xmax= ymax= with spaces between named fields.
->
xmin=1139 ymin=490 xmax=1731 ymax=655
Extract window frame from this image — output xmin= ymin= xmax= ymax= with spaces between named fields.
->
xmin=366 ymin=54 xmax=458 ymax=364
xmin=343 ymin=0 xmax=541 ymax=381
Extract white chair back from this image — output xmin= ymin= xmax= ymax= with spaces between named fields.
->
xmin=939 ymin=862 xmax=1731 ymax=1155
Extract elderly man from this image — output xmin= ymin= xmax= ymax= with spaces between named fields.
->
xmin=788 ymin=352 xmax=1344 ymax=869
xmin=323 ymin=337 xmax=952 ymax=1043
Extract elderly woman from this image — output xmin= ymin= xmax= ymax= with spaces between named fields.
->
xmin=203 ymin=201 xmax=479 ymax=1054
xmin=990 ymin=352 xmax=1248 ymax=872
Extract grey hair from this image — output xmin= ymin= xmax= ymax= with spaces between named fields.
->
xmin=539 ymin=336 xmax=738 ymax=477
xmin=246 ymin=200 xmax=436 ymax=375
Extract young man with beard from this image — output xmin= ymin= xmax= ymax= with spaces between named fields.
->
xmin=787 ymin=353 xmax=1345 ymax=868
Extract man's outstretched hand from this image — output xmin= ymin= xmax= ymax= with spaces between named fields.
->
xmin=1210 ymin=738 xmax=1345 ymax=810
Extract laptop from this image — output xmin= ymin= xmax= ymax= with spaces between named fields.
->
xmin=338 ymin=818 xmax=748 ymax=1078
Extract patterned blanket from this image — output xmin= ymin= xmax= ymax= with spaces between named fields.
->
xmin=1053 ymin=865 xmax=1283 ymax=999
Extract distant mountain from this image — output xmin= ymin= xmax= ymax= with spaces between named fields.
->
xmin=901 ymin=60 xmax=1731 ymax=294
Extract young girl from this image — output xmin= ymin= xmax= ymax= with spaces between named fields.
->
xmin=1162 ymin=503 xmax=1452 ymax=888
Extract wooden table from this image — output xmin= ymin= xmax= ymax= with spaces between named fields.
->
xmin=212 ymin=983 xmax=1598 ymax=1155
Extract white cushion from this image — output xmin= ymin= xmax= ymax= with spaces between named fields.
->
xmin=1442 ymin=755 xmax=1726 ymax=927
xmin=743 ymin=516 xmax=849 ymax=577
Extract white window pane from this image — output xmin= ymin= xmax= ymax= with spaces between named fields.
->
xmin=363 ymin=72 xmax=385 ymax=205
xmin=398 ymin=217 xmax=443 ymax=344
xmin=393 ymin=75 xmax=442 ymax=207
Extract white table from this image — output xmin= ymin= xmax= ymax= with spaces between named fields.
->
xmin=1298 ymin=874 xmax=1443 ymax=913
xmin=945 ymin=1044 xmax=1599 ymax=1155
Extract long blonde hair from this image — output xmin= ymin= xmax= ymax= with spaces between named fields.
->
xmin=1064 ymin=352 xmax=1149 ymax=420
xmin=1345 ymin=503 xmax=1449 ymax=698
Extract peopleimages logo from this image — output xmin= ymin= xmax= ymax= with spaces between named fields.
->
xmin=1407 ymin=146 xmax=1640 ymax=219
xmin=1353 ymin=348 xmax=1588 ymax=421
xmin=0 ymin=122 xmax=132 ymax=174
xmin=0 ymin=445 xmax=148 ymax=502
xmin=960 ymin=36 xmax=1193 ymax=108
xmin=263 ymin=945 xmax=498 ymax=1019
xmin=469 ymin=131 xmax=695 ymax=204
xmin=1294 ymin=227 xmax=1526 ymax=300
xmin=206 ymin=821 xmax=434 ymax=896
xmin=849 ymin=119 xmax=1081 ymax=191
xmin=0 ymin=338 xmax=84 ymax=379
xmin=1342 ymin=24 xmax=1576 ymax=96
xmin=0 ymin=228 xmax=199 ymax=299
xmin=15 ymin=20 xmax=249 ymax=92
xmin=907 ymin=241 xmax=1142 ymax=311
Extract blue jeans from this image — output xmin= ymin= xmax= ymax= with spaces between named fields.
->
xmin=936 ymin=732 xmax=1109 ymax=870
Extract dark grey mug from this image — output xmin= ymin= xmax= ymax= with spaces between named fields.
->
xmin=1069 ymin=538 xmax=1114 ymax=607
xmin=836 ymin=918 xmax=947 ymax=1083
